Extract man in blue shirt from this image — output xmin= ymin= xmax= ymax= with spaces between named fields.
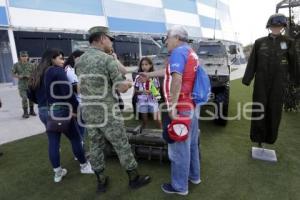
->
xmin=138 ymin=26 xmax=201 ymax=196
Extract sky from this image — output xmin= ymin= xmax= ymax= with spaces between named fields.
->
xmin=229 ymin=0 xmax=284 ymax=46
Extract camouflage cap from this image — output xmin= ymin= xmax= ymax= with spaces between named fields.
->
xmin=19 ymin=51 xmax=29 ymax=56
xmin=88 ymin=26 xmax=114 ymax=41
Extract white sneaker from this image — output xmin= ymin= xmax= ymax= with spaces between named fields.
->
xmin=54 ymin=167 xmax=67 ymax=183
xmin=189 ymin=179 xmax=201 ymax=185
xmin=80 ymin=161 xmax=94 ymax=174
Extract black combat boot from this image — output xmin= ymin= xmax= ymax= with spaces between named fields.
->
xmin=127 ymin=169 xmax=151 ymax=189
xmin=29 ymin=106 xmax=36 ymax=116
xmin=22 ymin=108 xmax=29 ymax=118
xmin=95 ymin=171 xmax=109 ymax=193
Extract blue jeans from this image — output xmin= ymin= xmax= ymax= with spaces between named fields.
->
xmin=77 ymin=124 xmax=85 ymax=142
xmin=166 ymin=109 xmax=201 ymax=192
xmin=77 ymin=110 xmax=86 ymax=141
xmin=38 ymin=107 xmax=86 ymax=168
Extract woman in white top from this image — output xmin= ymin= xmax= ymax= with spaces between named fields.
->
xmin=64 ymin=50 xmax=85 ymax=139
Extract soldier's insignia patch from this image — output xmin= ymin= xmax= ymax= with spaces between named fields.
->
xmin=280 ymin=42 xmax=287 ymax=50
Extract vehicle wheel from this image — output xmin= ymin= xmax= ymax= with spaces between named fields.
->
xmin=214 ymin=86 xmax=229 ymax=126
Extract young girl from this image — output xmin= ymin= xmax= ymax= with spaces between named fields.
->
xmin=134 ymin=57 xmax=162 ymax=129
xmin=64 ymin=50 xmax=85 ymax=140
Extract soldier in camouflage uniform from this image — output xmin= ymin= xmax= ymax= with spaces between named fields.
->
xmin=76 ymin=26 xmax=151 ymax=193
xmin=12 ymin=51 xmax=36 ymax=118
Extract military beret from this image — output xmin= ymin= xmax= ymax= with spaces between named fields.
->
xmin=88 ymin=26 xmax=114 ymax=41
xmin=19 ymin=51 xmax=28 ymax=56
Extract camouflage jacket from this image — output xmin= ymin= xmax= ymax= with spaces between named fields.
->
xmin=12 ymin=62 xmax=35 ymax=89
xmin=75 ymin=47 xmax=125 ymax=107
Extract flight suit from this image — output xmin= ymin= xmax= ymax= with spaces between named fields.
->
xmin=242 ymin=34 xmax=297 ymax=144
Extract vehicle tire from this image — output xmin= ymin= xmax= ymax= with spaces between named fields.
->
xmin=214 ymin=86 xmax=229 ymax=126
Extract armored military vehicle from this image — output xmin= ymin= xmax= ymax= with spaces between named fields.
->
xmin=197 ymin=40 xmax=237 ymax=126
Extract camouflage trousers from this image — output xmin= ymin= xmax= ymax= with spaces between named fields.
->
xmin=18 ymin=88 xmax=34 ymax=109
xmin=83 ymin=107 xmax=137 ymax=173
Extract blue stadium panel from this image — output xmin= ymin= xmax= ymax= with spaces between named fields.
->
xmin=197 ymin=0 xmax=217 ymax=8
xmin=162 ymin=0 xmax=198 ymax=14
xmin=9 ymin=0 xmax=103 ymax=16
xmin=108 ymin=17 xmax=166 ymax=34
xmin=200 ymin=15 xmax=221 ymax=30
xmin=0 ymin=7 xmax=8 ymax=26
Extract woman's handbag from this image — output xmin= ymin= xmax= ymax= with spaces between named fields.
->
xmin=46 ymin=115 xmax=72 ymax=133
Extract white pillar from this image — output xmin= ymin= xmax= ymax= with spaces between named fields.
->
xmin=138 ymin=36 xmax=142 ymax=59
xmin=7 ymin=28 xmax=18 ymax=64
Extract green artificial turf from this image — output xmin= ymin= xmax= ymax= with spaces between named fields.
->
xmin=0 ymin=79 xmax=299 ymax=200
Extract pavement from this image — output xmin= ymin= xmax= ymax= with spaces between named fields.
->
xmin=0 ymin=64 xmax=246 ymax=145
xmin=0 ymin=83 xmax=44 ymax=145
